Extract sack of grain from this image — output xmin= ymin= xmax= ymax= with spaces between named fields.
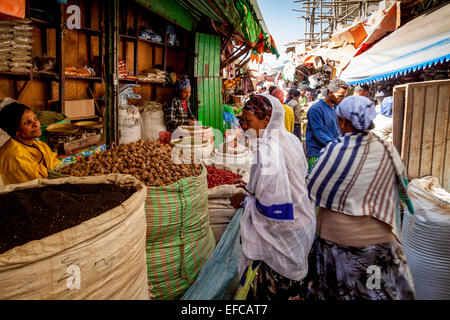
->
xmin=145 ymin=165 xmax=215 ymax=299
xmin=0 ymin=174 xmax=150 ymax=300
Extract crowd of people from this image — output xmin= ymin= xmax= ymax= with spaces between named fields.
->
xmin=0 ymin=75 xmax=408 ymax=301
xmin=232 ymin=77 xmax=414 ymax=300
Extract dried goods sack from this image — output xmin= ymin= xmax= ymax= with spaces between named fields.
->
xmin=0 ymin=174 xmax=150 ymax=300
xmin=145 ymin=165 xmax=216 ymax=299
xmin=203 ymin=162 xmax=249 ymax=244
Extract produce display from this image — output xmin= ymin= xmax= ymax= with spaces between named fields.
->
xmin=0 ymin=183 xmax=136 ymax=254
xmin=35 ymin=110 xmax=66 ymax=126
xmin=206 ymin=166 xmax=241 ymax=189
xmin=56 ymin=139 xmax=203 ymax=186
xmin=137 ymin=100 xmax=163 ymax=113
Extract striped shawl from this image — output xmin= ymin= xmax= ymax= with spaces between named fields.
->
xmin=306 ymin=132 xmax=414 ymax=239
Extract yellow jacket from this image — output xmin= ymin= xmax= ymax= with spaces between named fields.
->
xmin=0 ymin=138 xmax=61 ymax=185
xmin=283 ymin=104 xmax=295 ymax=133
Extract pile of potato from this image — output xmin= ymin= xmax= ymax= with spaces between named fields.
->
xmin=57 ymin=139 xmax=203 ymax=187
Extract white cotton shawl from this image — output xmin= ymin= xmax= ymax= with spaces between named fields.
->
xmin=238 ymin=94 xmax=316 ymax=281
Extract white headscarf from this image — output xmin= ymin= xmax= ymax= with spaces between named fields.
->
xmin=239 ymin=94 xmax=316 ymax=281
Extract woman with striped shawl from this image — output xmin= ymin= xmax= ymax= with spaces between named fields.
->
xmin=304 ymin=95 xmax=416 ymax=300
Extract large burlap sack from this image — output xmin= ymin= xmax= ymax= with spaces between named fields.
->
xmin=202 ymin=162 xmax=249 ymax=244
xmin=0 ymin=174 xmax=150 ymax=300
xmin=145 ymin=165 xmax=216 ymax=300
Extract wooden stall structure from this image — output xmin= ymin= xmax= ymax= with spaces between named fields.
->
xmin=393 ymin=79 xmax=450 ymax=191
xmin=117 ymin=0 xmax=189 ymax=106
xmin=0 ymin=0 xmax=105 ymax=120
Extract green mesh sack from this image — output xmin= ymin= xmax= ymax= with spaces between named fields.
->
xmin=144 ymin=165 xmax=216 ymax=299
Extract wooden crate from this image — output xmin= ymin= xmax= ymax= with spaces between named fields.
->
xmin=393 ymin=80 xmax=450 ymax=191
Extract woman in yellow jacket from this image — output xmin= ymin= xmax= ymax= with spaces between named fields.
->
xmin=271 ymin=88 xmax=294 ymax=133
xmin=0 ymin=101 xmax=61 ymax=185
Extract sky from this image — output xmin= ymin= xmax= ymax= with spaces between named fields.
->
xmin=252 ymin=0 xmax=306 ymax=69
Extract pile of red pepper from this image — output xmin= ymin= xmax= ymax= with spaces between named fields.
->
xmin=206 ymin=166 xmax=241 ymax=189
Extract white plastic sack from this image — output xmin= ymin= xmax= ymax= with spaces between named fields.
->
xmin=119 ymin=105 xmax=141 ymax=144
xmin=401 ymin=176 xmax=450 ymax=300
xmin=141 ymin=110 xmax=166 ymax=140
xmin=171 ymin=137 xmax=213 ymax=164
xmin=202 ymin=162 xmax=249 ymax=244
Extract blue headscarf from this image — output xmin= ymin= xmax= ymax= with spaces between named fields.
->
xmin=335 ymin=95 xmax=377 ymax=131
xmin=177 ymin=77 xmax=191 ymax=93
xmin=381 ymin=96 xmax=393 ymax=117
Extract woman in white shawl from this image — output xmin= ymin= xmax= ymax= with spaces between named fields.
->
xmin=231 ymin=94 xmax=316 ymax=300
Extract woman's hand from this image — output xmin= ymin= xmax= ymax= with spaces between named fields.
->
xmin=230 ymin=192 xmax=246 ymax=209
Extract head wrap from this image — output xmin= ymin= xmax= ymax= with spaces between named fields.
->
xmin=381 ymin=96 xmax=393 ymax=117
xmin=271 ymin=88 xmax=284 ymax=104
xmin=244 ymin=95 xmax=272 ymax=120
xmin=0 ymin=101 xmax=30 ymax=137
xmin=176 ymin=77 xmax=191 ymax=93
xmin=335 ymin=95 xmax=377 ymax=131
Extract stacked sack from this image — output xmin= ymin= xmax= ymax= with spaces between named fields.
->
xmin=0 ymin=19 xmax=33 ymax=73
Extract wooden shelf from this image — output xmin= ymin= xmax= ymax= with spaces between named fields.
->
xmin=69 ymin=27 xmax=104 ymax=35
xmin=137 ymin=37 xmax=164 ymax=47
xmin=33 ymin=72 xmax=60 ymax=81
xmin=119 ymin=34 xmax=137 ymax=41
xmin=30 ymin=17 xmax=57 ymax=27
xmin=65 ymin=75 xmax=102 ymax=82
xmin=0 ymin=71 xmax=31 ymax=79
xmin=119 ymin=78 xmax=167 ymax=86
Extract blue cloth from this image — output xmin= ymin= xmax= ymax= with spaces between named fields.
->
xmin=381 ymin=96 xmax=393 ymax=117
xmin=305 ymin=99 xmax=341 ymax=157
xmin=335 ymin=95 xmax=377 ymax=131
xmin=177 ymin=78 xmax=191 ymax=93
xmin=181 ymin=208 xmax=243 ymax=300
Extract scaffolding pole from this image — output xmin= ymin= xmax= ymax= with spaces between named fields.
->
xmin=293 ymin=0 xmax=380 ymax=48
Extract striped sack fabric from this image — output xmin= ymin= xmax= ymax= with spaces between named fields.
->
xmin=306 ymin=132 xmax=414 ymax=239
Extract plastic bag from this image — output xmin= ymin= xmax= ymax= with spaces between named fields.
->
xmin=10 ymin=61 xmax=32 ymax=68
xmin=40 ymin=56 xmax=56 ymax=72
xmin=14 ymin=24 xmax=33 ymax=31
xmin=11 ymin=55 xmax=32 ymax=62
xmin=14 ymin=36 xmax=33 ymax=44
xmin=0 ymin=65 xmax=8 ymax=72
xmin=13 ymin=31 xmax=33 ymax=37
xmin=12 ymin=43 xmax=32 ymax=51
xmin=0 ymin=40 xmax=14 ymax=47
xmin=0 ymin=47 xmax=10 ymax=53
xmin=0 ymin=34 xmax=12 ymax=40
xmin=10 ymin=49 xmax=31 ymax=56
xmin=167 ymin=25 xmax=178 ymax=46
xmin=0 ymin=26 xmax=14 ymax=33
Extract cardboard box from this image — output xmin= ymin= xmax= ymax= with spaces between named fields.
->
xmin=63 ymin=99 xmax=96 ymax=120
